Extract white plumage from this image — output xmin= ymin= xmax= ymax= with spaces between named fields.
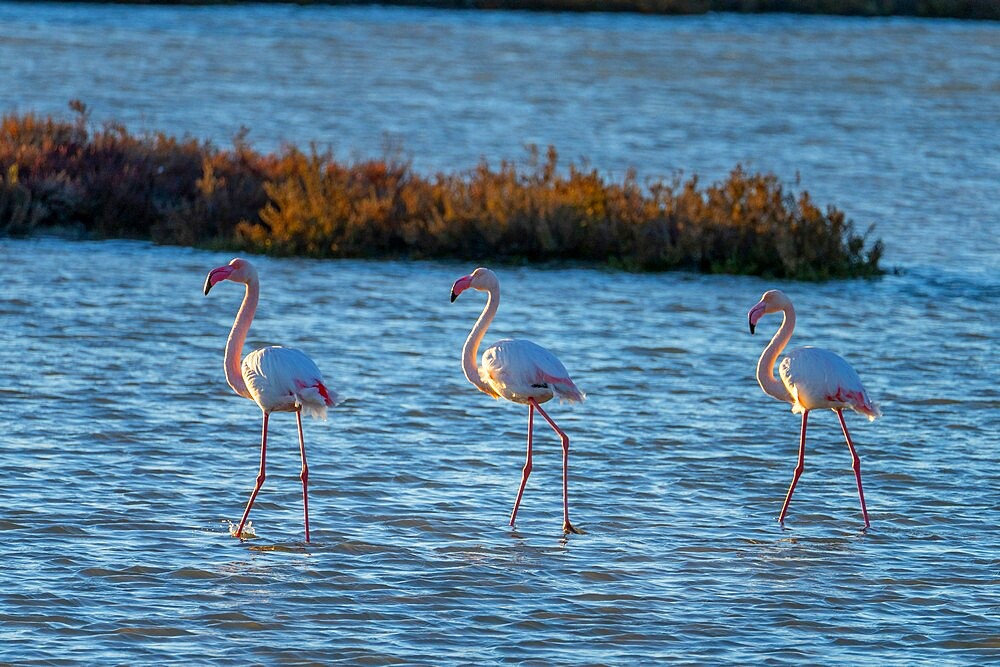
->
xmin=243 ymin=346 xmax=338 ymax=419
xmin=779 ymin=346 xmax=880 ymax=421
xmin=451 ymin=267 xmax=585 ymax=534
xmin=480 ymin=338 xmax=585 ymax=405
xmin=748 ymin=289 xmax=877 ymax=528
xmin=204 ymin=258 xmax=337 ymax=542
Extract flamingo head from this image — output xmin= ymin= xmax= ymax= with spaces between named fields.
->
xmin=748 ymin=289 xmax=791 ymax=334
xmin=450 ymin=267 xmax=499 ymax=302
xmin=204 ymin=258 xmax=258 ymax=295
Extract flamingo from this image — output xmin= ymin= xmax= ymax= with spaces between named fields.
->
xmin=748 ymin=289 xmax=880 ymax=529
xmin=203 ymin=258 xmax=337 ymax=542
xmin=450 ymin=267 xmax=586 ymax=534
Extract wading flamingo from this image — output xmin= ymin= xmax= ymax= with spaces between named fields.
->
xmin=451 ymin=268 xmax=585 ymax=534
xmin=204 ymin=258 xmax=337 ymax=542
xmin=748 ymin=289 xmax=880 ymax=529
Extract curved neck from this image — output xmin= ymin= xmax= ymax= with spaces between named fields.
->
xmin=756 ymin=304 xmax=795 ymax=404
xmin=224 ymin=280 xmax=257 ymax=399
xmin=462 ymin=286 xmax=499 ymax=395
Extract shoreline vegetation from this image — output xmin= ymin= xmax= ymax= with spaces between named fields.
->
xmin=24 ymin=0 xmax=1000 ymax=21
xmin=1 ymin=102 xmax=883 ymax=280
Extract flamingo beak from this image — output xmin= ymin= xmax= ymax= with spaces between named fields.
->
xmin=450 ymin=275 xmax=473 ymax=302
xmin=204 ymin=266 xmax=234 ymax=295
xmin=748 ymin=301 xmax=766 ymax=335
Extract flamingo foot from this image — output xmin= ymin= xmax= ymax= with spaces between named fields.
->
xmin=563 ymin=520 xmax=584 ymax=535
xmin=228 ymin=520 xmax=258 ymax=540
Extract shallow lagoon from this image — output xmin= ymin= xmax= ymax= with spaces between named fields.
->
xmin=1 ymin=4 xmax=998 ymax=664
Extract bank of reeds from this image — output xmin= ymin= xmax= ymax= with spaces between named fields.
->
xmin=1 ymin=102 xmax=882 ymax=280
xmin=53 ymin=1 xmax=1000 ymax=21
xmin=466 ymin=0 xmax=999 ymax=20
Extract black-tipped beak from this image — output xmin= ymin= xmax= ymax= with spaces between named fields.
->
xmin=204 ymin=266 xmax=230 ymax=295
xmin=748 ymin=302 xmax=765 ymax=335
xmin=450 ymin=274 xmax=472 ymax=302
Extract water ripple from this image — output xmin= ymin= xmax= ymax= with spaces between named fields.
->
xmin=1 ymin=5 xmax=999 ymax=665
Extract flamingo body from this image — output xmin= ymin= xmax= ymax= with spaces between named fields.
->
xmin=748 ymin=289 xmax=877 ymax=529
xmin=242 ymin=345 xmax=336 ymax=418
xmin=480 ymin=338 xmax=584 ymax=405
xmin=204 ymin=257 xmax=337 ymax=542
xmin=451 ymin=267 xmax=584 ymax=533
xmin=779 ymin=346 xmax=880 ymax=420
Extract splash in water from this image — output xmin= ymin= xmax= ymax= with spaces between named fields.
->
xmin=227 ymin=519 xmax=257 ymax=539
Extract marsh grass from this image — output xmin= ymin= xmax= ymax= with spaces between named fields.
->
xmin=465 ymin=0 xmax=998 ymax=20
xmin=1 ymin=102 xmax=882 ymax=280
xmin=62 ymin=1 xmax=999 ymax=20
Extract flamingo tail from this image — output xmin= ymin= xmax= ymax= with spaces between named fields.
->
xmin=296 ymin=381 xmax=339 ymax=420
xmin=857 ymin=400 xmax=882 ymax=422
xmin=551 ymin=378 xmax=586 ymax=404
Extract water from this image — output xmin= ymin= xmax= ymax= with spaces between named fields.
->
xmin=1 ymin=4 xmax=999 ymax=665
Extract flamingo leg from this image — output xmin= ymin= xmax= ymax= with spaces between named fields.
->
xmin=297 ymin=409 xmax=311 ymax=543
xmin=509 ymin=403 xmax=534 ymax=527
xmin=778 ymin=410 xmax=809 ymax=526
xmin=837 ymin=409 xmax=871 ymax=529
xmin=531 ymin=399 xmax=581 ymax=534
xmin=235 ymin=411 xmax=269 ymax=539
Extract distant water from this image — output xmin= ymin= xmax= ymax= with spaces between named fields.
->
xmin=1 ymin=4 xmax=999 ymax=665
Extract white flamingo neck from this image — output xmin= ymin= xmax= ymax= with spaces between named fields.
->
xmin=757 ymin=303 xmax=795 ymax=404
xmin=462 ymin=285 xmax=499 ymax=395
xmin=224 ymin=279 xmax=257 ymax=399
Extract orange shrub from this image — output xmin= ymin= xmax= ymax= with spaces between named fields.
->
xmin=1 ymin=103 xmax=882 ymax=280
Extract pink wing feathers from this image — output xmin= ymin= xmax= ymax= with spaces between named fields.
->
xmin=481 ymin=338 xmax=585 ymax=404
xmin=780 ymin=346 xmax=880 ymax=420
xmin=242 ymin=346 xmax=338 ymax=418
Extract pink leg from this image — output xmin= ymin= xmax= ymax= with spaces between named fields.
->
xmin=297 ymin=409 xmax=311 ymax=543
xmin=531 ymin=399 xmax=581 ymax=534
xmin=837 ymin=409 xmax=871 ymax=529
xmin=235 ymin=411 xmax=268 ymax=539
xmin=778 ymin=410 xmax=808 ymax=526
xmin=509 ymin=403 xmax=534 ymax=527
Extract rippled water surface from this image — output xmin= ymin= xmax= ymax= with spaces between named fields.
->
xmin=2 ymin=3 xmax=999 ymax=665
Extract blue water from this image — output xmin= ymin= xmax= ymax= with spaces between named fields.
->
xmin=1 ymin=3 xmax=999 ymax=664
